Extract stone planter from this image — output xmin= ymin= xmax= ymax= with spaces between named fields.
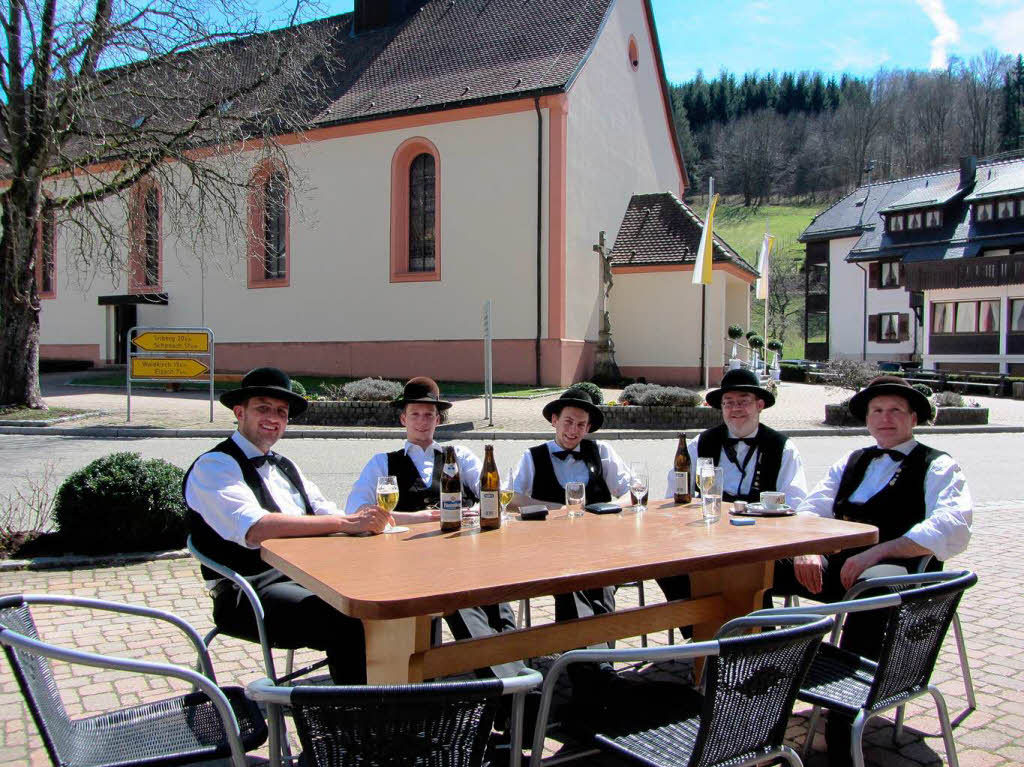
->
xmin=291 ymin=400 xmax=395 ymax=426
xmin=598 ymin=405 xmax=723 ymax=430
xmin=825 ymin=404 xmax=989 ymax=426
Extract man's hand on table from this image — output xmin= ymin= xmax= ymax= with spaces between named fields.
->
xmin=344 ymin=505 xmax=394 ymax=534
xmin=393 ymin=509 xmax=440 ymax=524
xmin=793 ymin=554 xmax=824 ymax=594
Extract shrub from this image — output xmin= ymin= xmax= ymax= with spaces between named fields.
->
xmin=823 ymin=358 xmax=879 ymax=392
xmin=617 ymin=383 xmax=702 ymax=407
xmin=763 ymin=378 xmax=780 ymax=398
xmin=745 ymin=330 xmax=757 ymax=340
xmin=727 ymin=325 xmax=744 ymax=340
xmin=748 ymin=335 xmax=764 ymax=350
xmin=779 ymin=364 xmax=806 ymax=383
xmin=766 ymin=339 xmax=783 ymax=353
xmin=567 ymin=381 xmax=603 ymax=405
xmin=290 ymin=379 xmax=307 ymax=396
xmin=934 ymin=391 xmax=964 ymax=407
xmin=912 ymin=383 xmax=933 ymax=398
xmin=340 ymin=377 xmax=404 ymax=402
xmin=53 ymin=453 xmax=187 ymax=554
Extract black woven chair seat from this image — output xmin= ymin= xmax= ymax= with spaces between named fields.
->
xmin=798 ymin=643 xmax=877 ymax=716
xmin=60 ymin=686 xmax=267 ymax=767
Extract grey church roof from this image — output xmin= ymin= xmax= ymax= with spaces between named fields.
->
xmin=800 ymin=156 xmax=1024 ymax=264
xmin=609 ymin=193 xmax=758 ymax=276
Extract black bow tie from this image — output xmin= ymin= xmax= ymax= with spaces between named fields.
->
xmin=864 ymin=447 xmax=905 ymax=462
xmin=251 ymin=453 xmax=283 ymax=469
xmin=725 ymin=437 xmax=757 ymax=448
xmin=552 ymin=449 xmax=578 ymax=461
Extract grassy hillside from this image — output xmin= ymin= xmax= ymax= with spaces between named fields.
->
xmin=711 ymin=202 xmax=820 ymax=359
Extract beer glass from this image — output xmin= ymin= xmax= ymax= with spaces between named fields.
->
xmin=628 ymin=461 xmax=649 ymax=512
xmin=375 ymin=475 xmax=403 ymax=533
xmin=695 ymin=457 xmax=714 ymax=496
xmin=565 ymin=481 xmax=585 ymax=517
xmin=701 ymin=466 xmax=724 ymax=524
xmin=500 ymin=468 xmax=516 ymax=521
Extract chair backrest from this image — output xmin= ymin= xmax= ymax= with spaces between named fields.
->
xmin=283 ymin=678 xmax=506 ymax=767
xmin=688 ymin=615 xmax=832 ymax=767
xmin=865 ymin=571 xmax=976 ymax=711
xmin=0 ymin=596 xmax=71 ymax=766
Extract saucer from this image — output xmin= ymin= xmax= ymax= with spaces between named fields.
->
xmin=731 ymin=502 xmax=795 ymax=517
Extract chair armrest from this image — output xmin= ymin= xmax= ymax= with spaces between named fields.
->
xmin=842 ymin=569 xmax=966 ymax=600
xmin=14 ymin=594 xmax=216 ymax=681
xmin=0 ymin=627 xmax=250 ymax=767
xmin=500 ymin=667 xmax=544 ymax=696
xmin=715 ymin=613 xmax=834 ymax=639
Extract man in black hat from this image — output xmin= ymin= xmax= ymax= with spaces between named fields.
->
xmin=774 ymin=375 xmax=972 ymax=766
xmin=658 ymin=367 xmax=807 ymax=627
xmin=509 ymin=389 xmax=632 ymax=693
xmin=184 ymin=367 xmax=392 ymax=684
xmin=346 ymin=376 xmax=523 ymax=679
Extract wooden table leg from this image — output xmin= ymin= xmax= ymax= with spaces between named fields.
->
xmin=362 ymin=615 xmax=434 ymax=684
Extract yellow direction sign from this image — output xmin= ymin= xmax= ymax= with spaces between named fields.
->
xmin=132 ymin=331 xmax=209 ymax=353
xmin=130 ymin=358 xmax=210 ymax=379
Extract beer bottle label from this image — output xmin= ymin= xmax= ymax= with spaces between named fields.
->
xmin=480 ymin=491 xmax=500 ymax=519
xmin=440 ymin=492 xmax=462 ymax=522
xmin=674 ymin=471 xmax=689 ymax=494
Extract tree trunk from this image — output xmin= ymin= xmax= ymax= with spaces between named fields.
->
xmin=0 ymin=181 xmax=46 ymax=409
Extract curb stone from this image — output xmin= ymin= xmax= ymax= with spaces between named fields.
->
xmin=0 ymin=547 xmax=190 ymax=572
xmin=1 ymin=424 xmax=1022 ymax=439
xmin=0 ymin=410 xmax=107 ymax=427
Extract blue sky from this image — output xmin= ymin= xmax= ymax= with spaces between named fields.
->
xmin=267 ymin=0 xmax=1023 ymax=83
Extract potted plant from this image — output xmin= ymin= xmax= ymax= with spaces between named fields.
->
xmin=748 ymin=334 xmax=765 ymax=372
xmin=766 ymin=339 xmax=783 ymax=380
xmin=727 ymin=325 xmax=744 ymax=362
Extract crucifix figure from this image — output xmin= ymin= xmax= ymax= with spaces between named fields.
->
xmin=592 ymin=230 xmax=621 ymax=383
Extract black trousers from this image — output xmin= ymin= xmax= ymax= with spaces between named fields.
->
xmin=212 ymin=570 xmax=367 ymax=684
xmin=444 ymin=602 xmax=525 ymax=679
xmin=554 ymin=586 xmax=618 ymax=689
xmin=772 ymin=555 xmax=922 ymax=767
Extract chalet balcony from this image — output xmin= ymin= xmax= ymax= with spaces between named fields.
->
xmin=905 ymin=252 xmax=1024 ymax=291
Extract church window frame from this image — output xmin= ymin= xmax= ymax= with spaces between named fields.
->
xmin=247 ymin=158 xmax=291 ymax=289
xmin=390 ymin=137 xmax=441 ymax=283
xmin=128 ymin=177 xmax=163 ymax=293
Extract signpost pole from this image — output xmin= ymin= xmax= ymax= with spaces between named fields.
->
xmin=209 ymin=330 xmax=215 ymax=423
xmin=126 ymin=327 xmax=135 ymax=423
xmin=483 ymin=300 xmax=494 ymax=426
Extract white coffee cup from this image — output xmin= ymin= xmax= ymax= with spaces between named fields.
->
xmin=760 ymin=491 xmax=786 ymax=511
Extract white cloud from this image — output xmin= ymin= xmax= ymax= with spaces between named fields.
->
xmin=977 ymin=8 xmax=1024 ymax=54
xmin=915 ymin=0 xmax=962 ymax=69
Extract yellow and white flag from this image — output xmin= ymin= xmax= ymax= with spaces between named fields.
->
xmin=691 ymin=193 xmax=719 ymax=286
xmin=755 ymin=232 xmax=775 ymax=300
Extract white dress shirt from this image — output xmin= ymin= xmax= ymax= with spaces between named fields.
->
xmin=184 ymin=431 xmax=340 ymax=550
xmin=797 ymin=438 xmax=972 ymax=561
xmin=344 ymin=441 xmax=482 ymax=512
xmin=512 ymin=440 xmax=631 ymax=499
xmin=662 ymin=427 xmax=808 ymax=505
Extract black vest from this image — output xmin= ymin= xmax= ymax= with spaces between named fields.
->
xmin=696 ymin=424 xmax=788 ymax=502
xmin=184 ymin=438 xmax=314 ymax=580
xmin=528 ymin=439 xmax=612 ymax=505
xmin=833 ymin=443 xmax=945 ymax=545
xmin=386 ymin=448 xmax=479 ymax=511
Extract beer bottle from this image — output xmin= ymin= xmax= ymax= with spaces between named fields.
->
xmin=479 ymin=444 xmax=501 ymax=530
xmin=673 ymin=435 xmax=692 ymax=504
xmin=440 ymin=445 xmax=462 ymax=532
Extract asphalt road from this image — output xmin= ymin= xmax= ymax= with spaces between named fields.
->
xmin=1 ymin=433 xmax=1021 ymax=531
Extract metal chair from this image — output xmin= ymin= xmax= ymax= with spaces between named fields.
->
xmin=527 ymin=612 xmax=835 ymax=767
xmin=758 ymin=569 xmax=977 ymax=767
xmin=0 ymin=593 xmax=267 ymax=767
xmin=187 ymin=535 xmax=326 ymax=683
xmin=247 ymin=667 xmax=543 ymax=767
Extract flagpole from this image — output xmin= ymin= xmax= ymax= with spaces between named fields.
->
xmin=701 ymin=177 xmax=713 ymax=388
xmin=764 ymin=217 xmax=770 ymax=348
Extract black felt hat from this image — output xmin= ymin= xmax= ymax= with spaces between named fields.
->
xmin=541 ymin=390 xmax=604 ymax=432
xmin=390 ymin=377 xmax=452 ymax=411
xmin=704 ymin=368 xmax=775 ymax=409
xmin=219 ymin=367 xmax=308 ymax=417
xmin=848 ymin=375 xmax=933 ymax=424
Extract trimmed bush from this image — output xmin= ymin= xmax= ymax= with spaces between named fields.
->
xmin=779 ymin=364 xmax=807 ymax=383
xmin=53 ymin=452 xmax=187 ymax=554
xmin=567 ymin=381 xmax=603 ymax=405
xmin=912 ymin=383 xmax=933 ymax=398
xmin=290 ymin=379 xmax=307 ymax=396
xmin=341 ymin=377 xmax=403 ymax=402
xmin=727 ymin=325 xmax=744 ymax=340
xmin=934 ymin=390 xmax=964 ymax=407
xmin=618 ymin=383 xmax=702 ymax=407
xmin=766 ymin=339 xmax=783 ymax=353
xmin=748 ymin=334 xmax=765 ymax=350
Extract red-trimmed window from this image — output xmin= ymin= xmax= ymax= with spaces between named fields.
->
xmin=36 ymin=206 xmax=57 ymax=299
xmin=247 ymin=159 xmax=290 ymax=288
xmin=390 ymin=137 xmax=441 ymax=282
xmin=129 ymin=178 xmax=162 ymax=292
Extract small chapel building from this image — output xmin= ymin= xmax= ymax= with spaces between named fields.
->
xmin=35 ymin=0 xmax=753 ymax=386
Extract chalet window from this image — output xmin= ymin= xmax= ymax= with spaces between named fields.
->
xmin=263 ymin=171 xmax=287 ymax=280
xmin=932 ymin=302 xmax=954 ymax=334
xmin=36 ymin=207 xmax=57 ymax=298
xmin=1011 ymin=299 xmax=1024 ymax=332
xmin=925 ymin=209 xmax=943 ymax=228
xmin=246 ymin=160 xmax=289 ymax=288
xmin=888 ymin=215 xmax=904 ymax=232
xmin=974 ymin=202 xmax=993 ymax=222
xmin=978 ymin=300 xmax=999 ymax=332
xmin=876 ymin=312 xmax=901 ymax=342
xmin=906 ymin=212 xmax=922 ymax=230
xmin=408 ymin=153 xmax=436 ymax=273
xmin=880 ymin=261 xmax=901 ymax=288
xmin=954 ymin=302 xmax=977 ymax=333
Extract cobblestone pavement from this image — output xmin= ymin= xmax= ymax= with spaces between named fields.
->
xmin=1 ymin=499 xmax=1020 ymax=766
xmin=34 ymin=372 xmax=1024 ymax=432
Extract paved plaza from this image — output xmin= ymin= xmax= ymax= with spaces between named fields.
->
xmin=1 ymin=375 xmax=1023 ymax=765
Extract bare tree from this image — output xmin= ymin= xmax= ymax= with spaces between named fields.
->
xmin=954 ymin=49 xmax=1010 ymax=158
xmin=0 ymin=0 xmax=338 ymax=407
xmin=713 ymin=109 xmax=791 ymax=207
xmin=765 ymin=241 xmax=803 ymax=345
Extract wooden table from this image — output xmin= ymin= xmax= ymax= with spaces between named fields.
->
xmin=262 ymin=500 xmax=876 ymax=684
